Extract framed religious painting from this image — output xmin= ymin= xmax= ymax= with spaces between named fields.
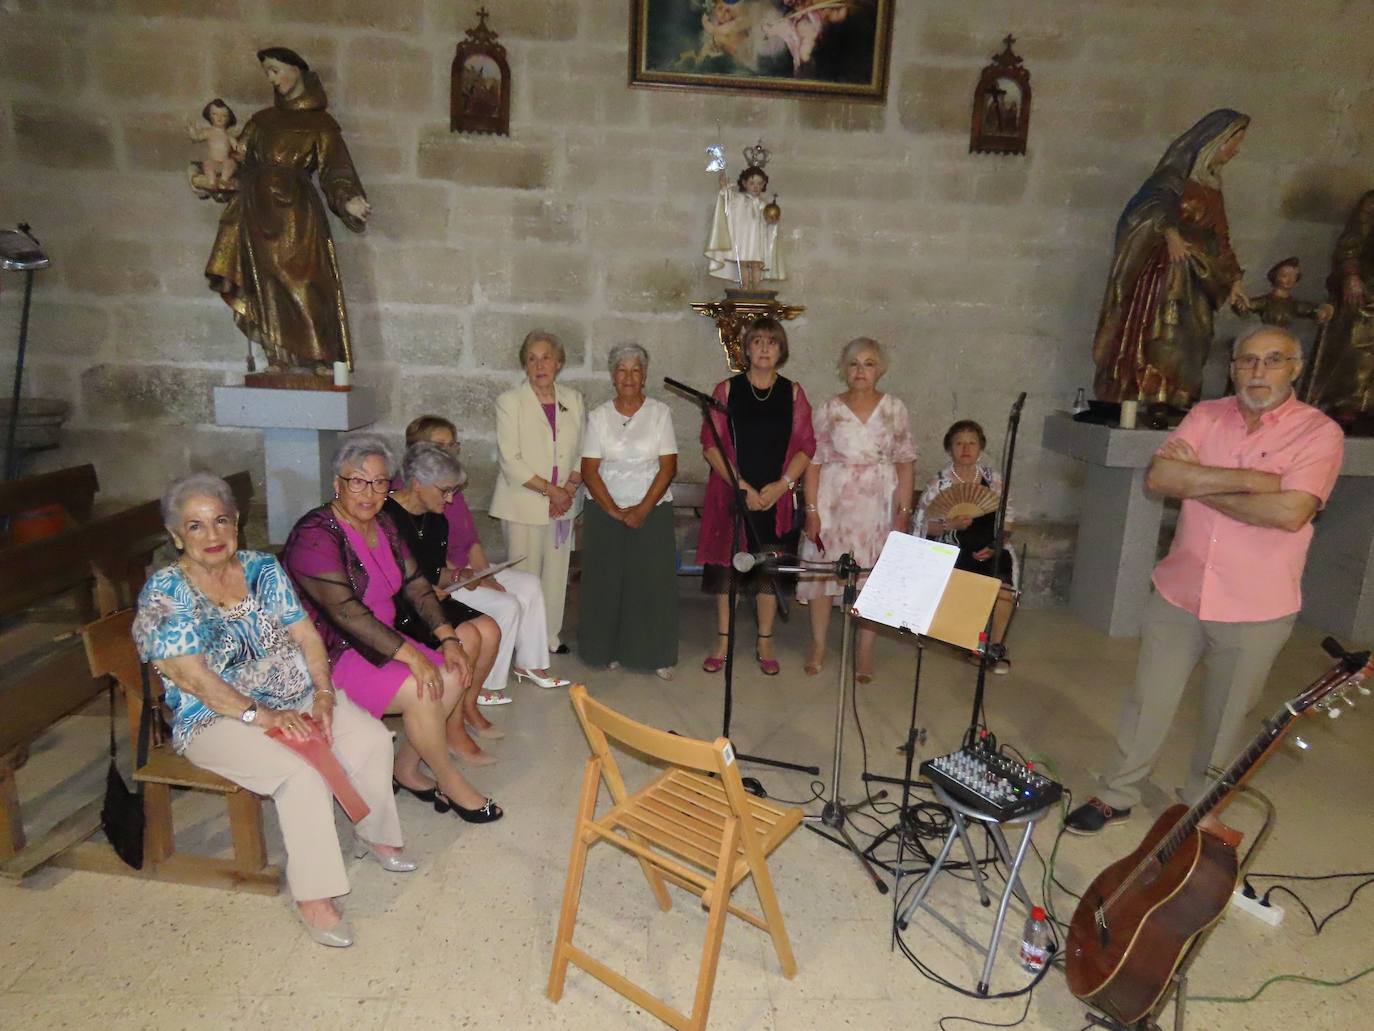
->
xmin=629 ymin=0 xmax=895 ymax=103
xmin=450 ymin=7 xmax=511 ymax=136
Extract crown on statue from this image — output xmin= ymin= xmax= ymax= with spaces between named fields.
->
xmin=742 ymin=139 xmax=770 ymax=169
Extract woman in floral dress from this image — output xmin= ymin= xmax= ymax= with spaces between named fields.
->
xmin=798 ymin=338 xmax=916 ymax=681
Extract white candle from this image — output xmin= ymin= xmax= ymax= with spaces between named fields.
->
xmin=333 ymin=361 xmax=351 ymax=388
xmin=1119 ymin=400 xmax=1138 ymax=429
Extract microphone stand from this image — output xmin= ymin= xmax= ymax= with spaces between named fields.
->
xmin=962 ymin=392 xmax=1026 ymax=749
xmin=665 ymin=377 xmax=819 ymax=778
xmin=768 ymin=552 xmax=888 ymax=893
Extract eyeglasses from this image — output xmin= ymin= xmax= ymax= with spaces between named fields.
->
xmin=1232 ymin=353 xmax=1298 ymax=371
xmin=434 ymin=484 xmax=461 ymax=501
xmin=341 ymin=476 xmax=391 ymax=494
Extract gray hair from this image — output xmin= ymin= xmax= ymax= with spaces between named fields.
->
xmin=161 ymin=472 xmax=237 ymax=529
xmin=607 ymin=343 xmax=649 ymax=376
xmin=518 ymin=329 xmax=566 ymax=368
xmin=1232 ymin=323 xmax=1301 ymax=357
xmin=838 ymin=336 xmax=887 ymax=377
xmin=331 ymin=432 xmax=395 ymax=478
xmin=401 ymin=441 xmax=467 ymax=489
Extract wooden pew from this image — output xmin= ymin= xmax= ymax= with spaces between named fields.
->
xmin=0 ymin=463 xmax=100 ymax=526
xmin=0 ymin=471 xmax=252 ymax=878
xmin=46 ymin=610 xmax=281 ymax=894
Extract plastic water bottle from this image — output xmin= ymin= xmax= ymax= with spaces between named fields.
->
xmin=1018 ymin=906 xmax=1051 ymax=973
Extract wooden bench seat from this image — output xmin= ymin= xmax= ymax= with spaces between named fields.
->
xmin=0 ymin=471 xmax=258 ymax=881
xmin=46 ymin=608 xmax=281 ymax=894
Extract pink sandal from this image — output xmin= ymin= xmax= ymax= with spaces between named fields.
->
xmin=702 ymin=632 xmax=727 ymax=673
xmin=756 ymin=634 xmax=780 ymax=677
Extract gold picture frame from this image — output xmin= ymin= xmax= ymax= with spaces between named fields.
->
xmin=629 ymin=0 xmax=894 ymax=103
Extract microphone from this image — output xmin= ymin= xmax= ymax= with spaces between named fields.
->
xmin=732 ymin=549 xmax=785 ymax=573
xmin=664 ymin=377 xmax=727 ymax=412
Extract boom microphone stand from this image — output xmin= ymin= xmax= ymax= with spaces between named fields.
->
xmin=761 ymin=551 xmax=888 ymax=893
xmin=962 ymin=391 xmax=1026 ymax=749
xmin=664 ymin=377 xmax=819 ymax=778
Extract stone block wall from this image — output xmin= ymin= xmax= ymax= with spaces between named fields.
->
xmin=2 ymin=0 xmax=1372 ymax=601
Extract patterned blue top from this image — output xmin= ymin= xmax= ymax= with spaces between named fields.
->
xmin=134 ymin=551 xmax=313 ymax=752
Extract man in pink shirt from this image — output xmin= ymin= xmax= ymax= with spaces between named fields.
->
xmin=1067 ymin=325 xmax=1344 ymax=834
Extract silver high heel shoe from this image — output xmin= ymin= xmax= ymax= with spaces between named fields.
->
xmin=513 ymin=668 xmax=572 ymax=689
xmin=298 ymin=907 xmax=354 ymax=948
xmin=353 ymin=840 xmax=418 ymax=873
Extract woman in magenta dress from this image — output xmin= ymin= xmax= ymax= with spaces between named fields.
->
xmin=282 ymin=433 xmax=503 ymax=823
xmin=696 ymin=318 xmax=815 ymax=676
xmin=798 ymin=338 xmax=916 ymax=681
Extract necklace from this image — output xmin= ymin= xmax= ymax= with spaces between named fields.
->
xmin=951 ymin=465 xmax=977 ymax=485
xmin=748 ymin=374 xmax=776 ymax=402
xmin=391 ymin=495 xmax=427 ymax=539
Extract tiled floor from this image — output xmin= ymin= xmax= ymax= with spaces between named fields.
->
xmin=3 ymin=595 xmax=1371 ymax=1029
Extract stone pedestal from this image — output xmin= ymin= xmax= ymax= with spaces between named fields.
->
xmin=1301 ymin=438 xmax=1374 ymax=642
xmin=1042 ymin=412 xmax=1168 ymax=636
xmin=213 ymin=386 xmax=377 ymax=544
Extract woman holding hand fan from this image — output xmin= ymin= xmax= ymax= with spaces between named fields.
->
xmin=915 ymin=419 xmax=1017 ymax=674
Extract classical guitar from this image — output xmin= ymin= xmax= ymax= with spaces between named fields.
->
xmin=1066 ymin=637 xmax=1370 ymax=1026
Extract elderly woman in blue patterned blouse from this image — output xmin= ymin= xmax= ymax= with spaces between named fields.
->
xmin=134 ymin=472 xmax=411 ymax=949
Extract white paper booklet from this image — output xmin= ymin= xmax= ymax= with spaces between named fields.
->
xmin=852 ymin=532 xmax=960 ymax=635
xmin=447 ymin=556 xmax=524 ymax=595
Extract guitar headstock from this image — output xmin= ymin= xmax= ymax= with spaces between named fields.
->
xmin=1290 ymin=638 xmax=1372 ymax=721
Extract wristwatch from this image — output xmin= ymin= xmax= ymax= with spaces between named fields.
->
xmin=240 ymin=701 xmax=259 ymax=725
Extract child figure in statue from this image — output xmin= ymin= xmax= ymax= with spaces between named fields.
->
xmin=187 ymin=99 xmax=243 ymax=193
xmin=705 ymin=157 xmax=786 ymax=291
xmin=1238 ymin=257 xmax=1333 ymax=329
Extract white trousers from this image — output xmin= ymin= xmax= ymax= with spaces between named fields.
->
xmin=183 ymin=693 xmax=402 ymax=901
xmin=457 ymin=567 xmax=551 ymax=691
xmin=501 ymin=519 xmax=571 ymax=650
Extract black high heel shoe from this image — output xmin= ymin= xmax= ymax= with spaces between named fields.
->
xmin=392 ymin=777 xmax=438 ymax=804
xmin=434 ymin=790 xmax=504 ymax=823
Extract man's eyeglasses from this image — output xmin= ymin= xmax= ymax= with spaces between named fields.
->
xmin=341 ymin=476 xmax=391 ymax=494
xmin=1232 ymin=353 xmax=1298 ymax=371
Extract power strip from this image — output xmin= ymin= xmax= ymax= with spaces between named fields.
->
xmin=1231 ymin=889 xmax=1285 ymax=927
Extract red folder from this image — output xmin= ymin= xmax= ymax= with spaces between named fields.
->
xmin=267 ymin=717 xmax=371 ymax=823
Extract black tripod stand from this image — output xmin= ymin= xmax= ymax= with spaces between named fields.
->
xmin=762 ymin=551 xmax=889 ymax=893
xmin=665 ymin=377 xmax=819 ymax=778
xmin=961 ymin=391 xmax=1026 ymax=749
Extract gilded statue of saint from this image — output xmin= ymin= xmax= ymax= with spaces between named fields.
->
xmin=205 ymin=48 xmax=370 ymax=376
xmin=1091 ymin=110 xmax=1250 ymax=409
xmin=1306 ymin=190 xmax=1374 ymax=431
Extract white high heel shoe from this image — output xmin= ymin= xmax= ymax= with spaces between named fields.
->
xmin=513 ymin=668 xmax=571 ymax=689
xmin=353 ymin=840 xmax=418 ymax=873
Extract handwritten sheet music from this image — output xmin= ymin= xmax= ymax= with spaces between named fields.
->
xmin=853 ymin=532 xmax=960 ymax=635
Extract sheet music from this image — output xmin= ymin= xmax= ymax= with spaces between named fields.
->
xmin=852 ymin=532 xmax=960 ymax=635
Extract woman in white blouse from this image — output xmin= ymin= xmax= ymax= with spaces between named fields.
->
xmin=578 ymin=344 xmax=679 ymax=679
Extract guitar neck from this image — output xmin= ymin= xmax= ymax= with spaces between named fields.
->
xmin=1158 ymin=658 xmax=1359 ymax=861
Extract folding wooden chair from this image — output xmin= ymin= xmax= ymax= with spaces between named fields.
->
xmin=548 ymin=684 xmax=802 ymax=1031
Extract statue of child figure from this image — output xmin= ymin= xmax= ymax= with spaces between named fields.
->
xmin=187 ymin=98 xmax=244 ymax=195
xmin=1237 ymin=256 xmax=1334 ymax=329
xmin=705 ymin=142 xmax=786 ymax=291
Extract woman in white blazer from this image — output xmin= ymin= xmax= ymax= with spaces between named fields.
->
xmin=489 ymin=331 xmax=585 ymax=653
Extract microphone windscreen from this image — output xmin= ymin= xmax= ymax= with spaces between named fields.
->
xmin=732 ymin=552 xmax=756 ymax=573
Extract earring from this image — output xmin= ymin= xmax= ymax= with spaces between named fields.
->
xmin=333 ymin=491 xmax=339 ymax=500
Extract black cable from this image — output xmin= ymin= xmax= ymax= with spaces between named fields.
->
xmin=763 ymin=779 xmax=827 ymax=807
xmin=1260 ymin=878 xmax=1374 ymax=935
xmin=937 ymin=990 xmax=1033 ymax=1030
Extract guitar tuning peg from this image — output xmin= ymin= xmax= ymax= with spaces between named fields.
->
xmin=1327 ymin=705 xmax=1343 ymax=719
xmin=1358 ymin=683 xmax=1371 ymax=697
xmin=1292 ymin=735 xmax=1310 ymax=750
